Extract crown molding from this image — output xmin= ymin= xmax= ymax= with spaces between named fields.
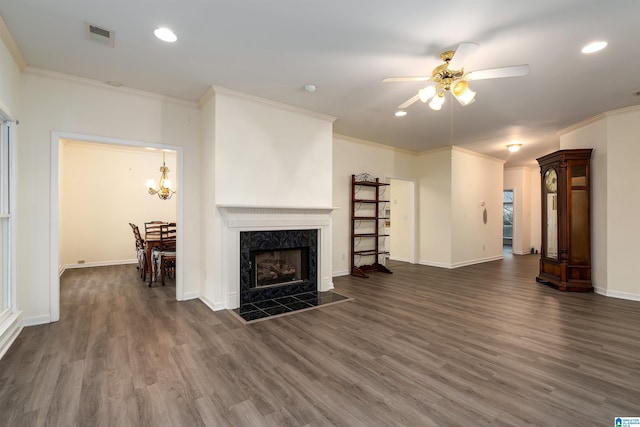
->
xmin=558 ymin=105 xmax=640 ymax=135
xmin=0 ymin=13 xmax=26 ymax=71
xmin=23 ymin=67 xmax=198 ymax=108
xmin=333 ymin=133 xmax=418 ymax=155
xmin=205 ymin=85 xmax=337 ymax=123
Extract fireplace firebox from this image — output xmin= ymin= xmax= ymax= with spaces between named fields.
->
xmin=252 ymin=247 xmax=309 ymax=287
xmin=240 ymin=229 xmax=317 ymax=305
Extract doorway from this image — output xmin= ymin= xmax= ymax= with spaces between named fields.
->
xmin=50 ymin=131 xmax=184 ymax=322
xmin=387 ymin=178 xmax=416 ymax=264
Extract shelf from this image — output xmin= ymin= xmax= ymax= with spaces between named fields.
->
xmin=353 ymin=250 xmax=390 ymax=256
xmin=353 ymin=180 xmax=390 ymax=187
xmin=351 ymin=174 xmax=393 ymax=278
xmin=353 ymin=199 xmax=390 ymax=204
xmin=353 ymin=216 xmax=389 ymax=221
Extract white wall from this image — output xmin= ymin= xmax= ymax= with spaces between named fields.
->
xmin=332 ymin=136 xmax=417 ymax=275
xmin=451 ymin=148 xmax=504 ymax=266
xmin=213 ymin=89 xmax=334 ymax=207
xmin=504 ymin=167 xmax=534 ymax=255
xmin=560 ymin=116 xmax=607 ymax=292
xmin=606 ymin=108 xmax=640 ymax=298
xmin=389 ymin=179 xmax=412 ymax=262
xmin=18 ymin=69 xmax=201 ymax=322
xmin=199 ymin=93 xmax=218 ymax=307
xmin=59 ymin=141 xmax=177 ymax=267
xmin=417 ymin=148 xmax=452 ymax=267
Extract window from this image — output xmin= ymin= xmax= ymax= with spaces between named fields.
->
xmin=0 ymin=121 xmax=14 ymax=324
xmin=503 ymin=190 xmax=514 ymax=244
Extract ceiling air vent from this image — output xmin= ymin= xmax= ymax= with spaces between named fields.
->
xmin=85 ymin=23 xmax=114 ymax=47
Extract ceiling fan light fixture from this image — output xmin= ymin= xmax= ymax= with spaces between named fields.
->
xmin=456 ymin=88 xmax=476 ymax=106
xmin=429 ymin=93 xmax=445 ymax=110
xmin=418 ymin=86 xmax=436 ymax=103
xmin=452 ymin=80 xmax=468 ymax=97
xmin=507 ymin=143 xmax=522 ymax=152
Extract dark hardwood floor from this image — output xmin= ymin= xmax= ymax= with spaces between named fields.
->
xmin=1 ymin=253 xmax=640 ymax=426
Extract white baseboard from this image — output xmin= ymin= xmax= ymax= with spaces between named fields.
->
xmin=23 ymin=314 xmax=51 ymax=327
xmin=181 ymin=291 xmax=199 ymax=301
xmin=389 ymin=256 xmax=411 ymax=263
xmin=0 ymin=311 xmax=23 ymax=360
xmin=199 ymin=295 xmax=226 ymax=312
xmin=420 ymin=255 xmax=504 ymax=269
xmin=595 ymin=287 xmax=640 ymax=302
xmin=65 ymin=259 xmax=137 ymax=269
xmin=59 ymin=264 xmax=65 ymax=277
xmin=332 ymin=269 xmax=350 ymax=277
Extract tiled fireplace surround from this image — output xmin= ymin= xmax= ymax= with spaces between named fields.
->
xmin=217 ymin=206 xmax=335 ymax=310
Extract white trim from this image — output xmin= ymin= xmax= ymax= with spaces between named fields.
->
xmin=50 ymin=131 xmax=185 ymax=322
xmin=385 ymin=176 xmax=417 ymax=265
xmin=24 ymin=67 xmax=197 ymax=108
xmin=595 ymin=287 xmax=640 ymax=302
xmin=182 ymin=291 xmax=200 ymax=301
xmin=23 ymin=314 xmax=51 ymax=327
xmin=390 ymin=256 xmax=411 ymax=263
xmin=199 ymin=295 xmax=226 ymax=312
xmin=210 ymin=85 xmax=337 ymax=123
xmin=332 ymin=270 xmax=351 ymax=277
xmin=0 ymin=311 xmax=22 ymax=360
xmin=64 ymin=259 xmax=137 ymax=269
xmin=419 ymin=254 xmax=504 ymax=269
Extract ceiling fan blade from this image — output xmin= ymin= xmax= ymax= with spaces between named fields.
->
xmin=467 ymin=64 xmax=530 ymax=80
xmin=448 ymin=42 xmax=479 ymax=70
xmin=383 ymin=76 xmax=432 ymax=83
xmin=398 ymin=94 xmax=420 ymax=109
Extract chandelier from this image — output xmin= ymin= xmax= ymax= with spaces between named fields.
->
xmin=146 ymin=151 xmax=175 ymax=200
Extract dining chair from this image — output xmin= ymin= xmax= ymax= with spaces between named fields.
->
xmin=128 ymin=223 xmax=146 ymax=279
xmin=150 ymin=222 xmax=176 ymax=287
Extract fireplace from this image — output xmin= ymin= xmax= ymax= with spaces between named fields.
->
xmin=253 ymin=247 xmax=309 ymax=287
xmin=240 ymin=229 xmax=317 ymax=305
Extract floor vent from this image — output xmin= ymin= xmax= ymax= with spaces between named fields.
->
xmin=85 ymin=23 xmax=114 ymax=47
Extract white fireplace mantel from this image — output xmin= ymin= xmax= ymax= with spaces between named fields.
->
xmin=216 ymin=205 xmax=337 ymax=309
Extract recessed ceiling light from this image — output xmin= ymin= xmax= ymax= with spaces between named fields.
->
xmin=395 ymin=111 xmax=407 ymax=117
xmin=581 ymin=41 xmax=607 ymax=54
xmin=154 ymin=27 xmax=177 ymax=43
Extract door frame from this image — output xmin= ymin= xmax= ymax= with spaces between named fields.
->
xmin=49 ymin=131 xmax=184 ymax=322
xmin=385 ymin=175 xmax=417 ymax=264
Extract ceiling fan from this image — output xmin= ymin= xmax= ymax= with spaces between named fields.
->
xmin=384 ymin=43 xmax=529 ymax=111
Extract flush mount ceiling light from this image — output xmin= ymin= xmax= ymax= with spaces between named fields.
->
xmin=394 ymin=111 xmax=407 ymax=117
xmin=154 ymin=27 xmax=177 ymax=43
xmin=581 ymin=41 xmax=607 ymax=54
xmin=507 ymin=143 xmax=522 ymax=152
xmin=304 ymin=84 xmax=317 ymax=93
xmin=384 ymin=42 xmax=529 ymax=111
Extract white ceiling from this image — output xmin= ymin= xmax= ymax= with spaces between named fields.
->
xmin=1 ymin=0 xmax=639 ymax=167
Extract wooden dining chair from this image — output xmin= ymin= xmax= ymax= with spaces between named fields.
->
xmin=150 ymin=222 xmax=176 ymax=287
xmin=129 ymin=223 xmax=146 ymax=280
xmin=144 ymin=220 xmax=164 ymax=240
